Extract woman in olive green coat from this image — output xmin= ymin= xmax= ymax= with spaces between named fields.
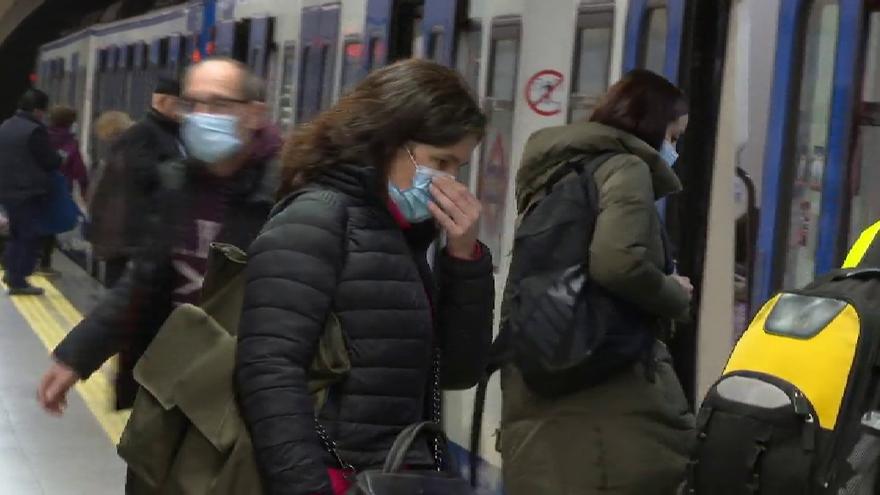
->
xmin=500 ymin=70 xmax=694 ymax=495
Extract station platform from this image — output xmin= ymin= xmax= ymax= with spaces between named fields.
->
xmin=0 ymin=253 xmax=126 ymax=494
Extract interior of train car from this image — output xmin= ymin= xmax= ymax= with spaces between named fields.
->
xmin=30 ymin=0 xmax=880 ymax=492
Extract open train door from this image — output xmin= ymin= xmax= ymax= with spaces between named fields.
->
xmin=626 ymin=0 xmax=731 ymax=406
xmin=753 ymin=0 xmax=864 ymax=306
xmin=623 ymin=0 xmax=686 ymax=80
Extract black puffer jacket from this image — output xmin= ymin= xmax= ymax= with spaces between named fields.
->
xmin=235 ymin=163 xmax=495 ymax=495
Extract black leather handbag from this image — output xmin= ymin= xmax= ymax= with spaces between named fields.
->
xmin=316 ymin=351 xmax=475 ymax=495
xmin=345 ymin=422 xmax=475 ymax=495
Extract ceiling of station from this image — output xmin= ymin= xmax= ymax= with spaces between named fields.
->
xmin=0 ymin=0 xmax=43 ymax=46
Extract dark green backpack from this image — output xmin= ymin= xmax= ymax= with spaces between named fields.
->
xmin=118 ymin=190 xmax=352 ymax=494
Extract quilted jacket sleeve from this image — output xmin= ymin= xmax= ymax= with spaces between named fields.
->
xmin=235 ymin=192 xmax=348 ymax=495
xmin=52 ymin=256 xmax=172 ymax=378
xmin=435 ymin=245 xmax=495 ymax=390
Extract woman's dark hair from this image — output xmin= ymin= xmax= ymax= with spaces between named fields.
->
xmin=48 ymin=105 xmax=77 ymax=128
xmin=18 ymin=88 xmax=49 ymax=112
xmin=590 ymin=69 xmax=688 ymax=150
xmin=279 ymin=58 xmax=486 ymax=197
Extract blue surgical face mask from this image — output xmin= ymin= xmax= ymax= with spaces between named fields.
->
xmin=182 ymin=113 xmax=244 ymax=164
xmin=660 ymin=140 xmax=679 ymax=167
xmin=388 ymin=148 xmax=453 ymax=223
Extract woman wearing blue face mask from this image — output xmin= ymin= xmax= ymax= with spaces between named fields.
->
xmin=234 ymin=58 xmax=494 ymax=495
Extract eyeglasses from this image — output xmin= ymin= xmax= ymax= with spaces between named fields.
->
xmin=177 ymin=96 xmax=249 ymax=116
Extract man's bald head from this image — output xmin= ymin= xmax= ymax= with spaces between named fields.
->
xmin=184 ymin=57 xmax=264 ymax=103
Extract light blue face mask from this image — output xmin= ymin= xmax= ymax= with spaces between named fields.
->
xmin=388 ymin=148 xmax=453 ymax=223
xmin=182 ymin=113 xmax=244 ymax=164
xmin=660 ymin=140 xmax=679 ymax=167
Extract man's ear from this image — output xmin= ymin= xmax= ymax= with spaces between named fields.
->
xmin=245 ymin=101 xmax=268 ymax=131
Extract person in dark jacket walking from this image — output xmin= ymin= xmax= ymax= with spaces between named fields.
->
xmin=235 ymin=59 xmax=495 ymax=495
xmin=87 ymin=79 xmax=184 ymax=286
xmin=0 ymin=88 xmax=62 ymax=295
xmin=38 ymin=105 xmax=89 ymax=276
xmin=37 ymin=57 xmax=280 ymax=413
xmin=117 ymin=76 xmax=184 ymax=200
xmin=500 ymin=70 xmax=694 ymax=495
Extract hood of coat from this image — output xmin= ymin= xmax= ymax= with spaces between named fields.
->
xmin=515 ymin=122 xmax=682 ymax=214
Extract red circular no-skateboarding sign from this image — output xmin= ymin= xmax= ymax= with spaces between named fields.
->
xmin=525 ymin=69 xmax=564 ymax=116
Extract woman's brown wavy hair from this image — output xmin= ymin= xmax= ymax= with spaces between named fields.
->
xmin=278 ymin=58 xmax=486 ymax=197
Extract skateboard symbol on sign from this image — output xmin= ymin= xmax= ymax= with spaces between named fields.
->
xmin=526 ymin=70 xmax=564 ymax=116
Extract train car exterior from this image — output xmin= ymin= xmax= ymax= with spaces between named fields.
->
xmin=47 ymin=0 xmax=874 ymax=493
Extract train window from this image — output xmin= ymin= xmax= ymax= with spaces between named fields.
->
xmin=569 ymin=7 xmax=614 ymax=123
xmin=848 ymin=11 xmax=880 ymax=242
xmin=640 ymin=6 xmax=668 ymax=75
xmin=781 ymin=0 xmax=839 ymax=289
xmin=320 ymin=44 xmax=336 ymax=111
xmin=454 ymin=22 xmax=482 ymax=186
xmin=489 ymin=38 xmax=518 ymax=100
xmin=427 ymin=31 xmax=444 ymax=62
xmin=297 ymin=45 xmax=311 ymax=122
xmin=265 ymin=45 xmax=279 ymax=118
xmin=479 ymin=20 xmax=521 ymax=269
xmin=341 ymin=40 xmax=364 ymax=95
xmin=455 ymin=22 xmax=482 ymax=94
xmin=278 ymin=43 xmax=296 ymax=130
xmin=367 ymin=36 xmax=384 ymax=72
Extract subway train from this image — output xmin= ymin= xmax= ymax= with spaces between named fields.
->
xmin=31 ymin=0 xmax=880 ymax=492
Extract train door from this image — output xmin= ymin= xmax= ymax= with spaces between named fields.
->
xmin=421 ymin=0 xmax=458 ymax=66
xmin=121 ymin=45 xmax=133 ymax=116
xmin=69 ymin=53 xmax=79 ymax=110
xmin=168 ymin=35 xmax=182 ymax=79
xmin=361 ymin=0 xmax=460 ymax=70
xmin=623 ymin=0 xmax=687 ymax=81
xmin=147 ymin=39 xmax=162 ymax=106
xmin=340 ymin=35 xmax=365 ymax=96
xmin=753 ymin=0 xmax=860 ymax=307
xmin=454 ymin=4 xmax=483 ymax=187
xmin=247 ymin=17 xmax=277 ymax=111
xmin=247 ymin=17 xmax=274 ymax=78
xmin=478 ymin=18 xmax=521 ymax=269
xmin=277 ymin=41 xmax=297 ymax=129
xmin=849 ymin=6 xmax=880 ymax=243
xmin=111 ymin=46 xmax=123 ymax=111
xmin=89 ymin=49 xmax=107 ymax=167
xmin=568 ymin=1 xmax=616 ymax=123
xmin=297 ymin=3 xmax=341 ymax=122
xmin=133 ymin=43 xmax=144 ymax=116
xmin=214 ymin=19 xmax=236 ymax=57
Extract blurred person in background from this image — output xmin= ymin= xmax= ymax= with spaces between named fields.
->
xmin=38 ymin=57 xmax=281 ymax=413
xmin=38 ymin=105 xmax=88 ymax=277
xmin=0 ymin=88 xmax=62 ymax=296
xmin=86 ymin=110 xmax=135 ymax=286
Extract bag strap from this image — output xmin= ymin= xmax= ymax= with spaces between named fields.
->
xmin=382 ymin=421 xmax=446 ymax=473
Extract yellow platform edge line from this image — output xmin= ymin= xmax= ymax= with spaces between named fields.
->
xmin=2 ymin=275 xmax=129 ymax=445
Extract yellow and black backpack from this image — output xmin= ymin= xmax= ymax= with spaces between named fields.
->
xmin=686 ymin=236 xmax=880 ymax=494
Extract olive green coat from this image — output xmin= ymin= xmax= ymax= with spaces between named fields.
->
xmin=500 ymin=122 xmax=695 ymax=495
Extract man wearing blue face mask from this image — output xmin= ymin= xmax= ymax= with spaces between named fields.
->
xmin=39 ymin=57 xmax=281 ymax=413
